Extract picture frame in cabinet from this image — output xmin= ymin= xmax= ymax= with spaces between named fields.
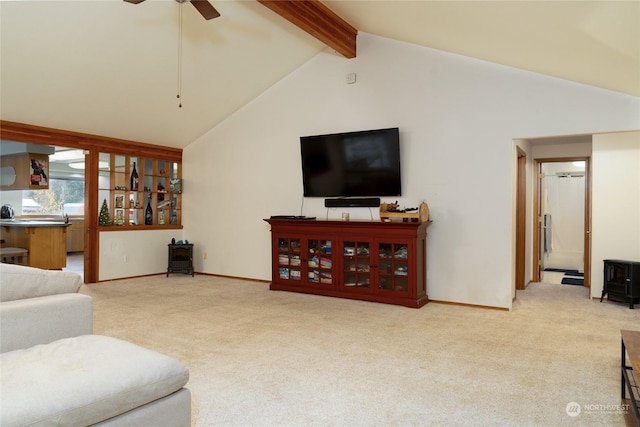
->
xmin=114 ymin=209 xmax=124 ymax=226
xmin=129 ymin=209 xmax=137 ymax=225
xmin=170 ymin=178 xmax=182 ymax=193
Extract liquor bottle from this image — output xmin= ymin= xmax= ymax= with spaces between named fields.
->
xmin=130 ymin=162 xmax=139 ymax=191
xmin=145 ymin=195 xmax=153 ymax=225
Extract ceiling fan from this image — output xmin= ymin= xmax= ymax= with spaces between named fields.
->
xmin=124 ymin=0 xmax=221 ymax=20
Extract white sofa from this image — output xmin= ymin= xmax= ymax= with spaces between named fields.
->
xmin=0 ymin=264 xmax=191 ymax=427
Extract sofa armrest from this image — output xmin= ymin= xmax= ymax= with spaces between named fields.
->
xmin=0 ymin=264 xmax=82 ymax=302
xmin=0 ymin=293 xmax=93 ymax=353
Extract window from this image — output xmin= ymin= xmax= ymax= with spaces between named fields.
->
xmin=22 ymin=178 xmax=84 ymax=215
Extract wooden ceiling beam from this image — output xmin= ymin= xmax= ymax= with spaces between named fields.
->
xmin=257 ymin=0 xmax=357 ymax=58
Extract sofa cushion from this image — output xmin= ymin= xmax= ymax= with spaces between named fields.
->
xmin=0 ymin=335 xmax=190 ymax=427
xmin=0 ymin=263 xmax=82 ymax=302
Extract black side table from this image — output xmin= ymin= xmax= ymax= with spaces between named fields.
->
xmin=167 ymin=243 xmax=194 ymax=277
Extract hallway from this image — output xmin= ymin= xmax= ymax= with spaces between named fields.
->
xmin=63 ymin=252 xmax=83 ymax=280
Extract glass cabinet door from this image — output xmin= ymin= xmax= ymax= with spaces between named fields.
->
xmin=377 ymin=243 xmax=409 ymax=292
xmin=307 ymin=239 xmax=332 ymax=285
xmin=278 ymin=238 xmax=302 ymax=281
xmin=342 ymin=241 xmax=370 ymax=288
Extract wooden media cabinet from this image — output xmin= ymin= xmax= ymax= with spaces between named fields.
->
xmin=264 ymin=218 xmax=431 ymax=308
xmin=621 ymin=330 xmax=640 ymax=425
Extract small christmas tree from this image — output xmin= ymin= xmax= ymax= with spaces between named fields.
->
xmin=98 ymin=199 xmax=111 ymax=226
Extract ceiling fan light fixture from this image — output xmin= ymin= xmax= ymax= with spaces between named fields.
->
xmin=123 ymin=0 xmax=220 ymax=20
xmin=190 ymin=0 xmax=221 ymax=20
xmin=177 ymin=0 xmax=184 ymax=108
xmin=124 ymin=0 xmax=220 ymax=108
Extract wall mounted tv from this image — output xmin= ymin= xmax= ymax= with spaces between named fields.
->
xmin=300 ymin=127 xmax=401 ymax=198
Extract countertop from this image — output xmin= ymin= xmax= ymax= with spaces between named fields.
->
xmin=0 ymin=219 xmax=72 ymax=227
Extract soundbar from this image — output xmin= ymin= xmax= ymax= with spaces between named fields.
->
xmin=324 ymin=197 xmax=381 ymax=208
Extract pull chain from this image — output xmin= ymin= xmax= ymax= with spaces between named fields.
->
xmin=177 ymin=1 xmax=183 ymax=108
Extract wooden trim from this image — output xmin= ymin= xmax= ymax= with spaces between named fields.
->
xmin=98 ymin=225 xmax=183 ymax=232
xmin=257 ymin=0 xmax=357 ymax=58
xmin=429 ymin=299 xmax=510 ymax=311
xmin=515 ymin=148 xmax=526 ymax=290
xmin=196 ymin=272 xmax=272 ymax=284
xmin=95 ymin=272 xmax=170 ymax=283
xmin=584 ymin=157 xmax=591 ymax=288
xmin=0 ymin=120 xmax=182 ymax=161
xmin=85 ymin=150 xmax=99 ymax=283
xmin=95 ymin=272 xmax=272 ymax=284
xmin=532 ymin=159 xmax=542 ymax=282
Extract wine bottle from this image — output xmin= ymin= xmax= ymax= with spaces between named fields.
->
xmin=130 ymin=161 xmax=139 ymax=191
xmin=145 ymin=196 xmax=153 ymax=225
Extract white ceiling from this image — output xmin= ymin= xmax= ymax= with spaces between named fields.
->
xmin=1 ymin=1 xmax=638 ymax=149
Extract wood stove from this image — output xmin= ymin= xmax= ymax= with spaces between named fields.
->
xmin=167 ymin=243 xmax=194 ymax=277
xmin=601 ymin=259 xmax=640 ymax=309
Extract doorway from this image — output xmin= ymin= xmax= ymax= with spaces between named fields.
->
xmin=515 ymin=148 xmax=526 ymax=291
xmin=0 ymin=143 xmax=87 ymax=279
xmin=533 ymin=158 xmax=591 ymax=288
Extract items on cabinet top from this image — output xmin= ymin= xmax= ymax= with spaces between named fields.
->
xmin=380 ymin=201 xmax=429 ymax=223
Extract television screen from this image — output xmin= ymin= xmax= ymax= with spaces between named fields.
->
xmin=300 ymin=127 xmax=401 ymax=197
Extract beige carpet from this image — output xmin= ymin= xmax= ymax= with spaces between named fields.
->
xmin=81 ymin=276 xmax=640 ymax=426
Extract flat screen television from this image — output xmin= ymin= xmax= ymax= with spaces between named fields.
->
xmin=300 ymin=127 xmax=401 ymax=197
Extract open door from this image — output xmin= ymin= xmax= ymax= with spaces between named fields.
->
xmin=533 ymin=158 xmax=591 ymax=289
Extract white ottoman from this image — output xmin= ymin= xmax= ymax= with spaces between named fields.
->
xmin=0 ymin=335 xmax=190 ymax=426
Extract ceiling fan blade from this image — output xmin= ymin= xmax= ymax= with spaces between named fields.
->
xmin=123 ymin=0 xmax=146 ymax=4
xmin=190 ymin=0 xmax=220 ymax=20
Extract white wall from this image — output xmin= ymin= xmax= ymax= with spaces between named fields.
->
xmin=532 ymin=142 xmax=592 ymax=159
xmin=591 ymin=131 xmax=640 ymax=298
xmin=99 ymin=229 xmax=179 ymax=280
xmin=183 ymin=33 xmax=640 ymax=309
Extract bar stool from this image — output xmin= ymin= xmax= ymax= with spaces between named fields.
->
xmin=0 ymin=247 xmax=29 ymax=265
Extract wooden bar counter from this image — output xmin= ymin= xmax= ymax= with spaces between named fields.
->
xmin=1 ymin=220 xmax=71 ymax=269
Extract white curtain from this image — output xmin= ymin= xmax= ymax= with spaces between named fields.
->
xmin=543 ymin=175 xmax=584 ymax=268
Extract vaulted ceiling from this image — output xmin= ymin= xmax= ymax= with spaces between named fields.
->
xmin=1 ymin=1 xmax=638 ymax=149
